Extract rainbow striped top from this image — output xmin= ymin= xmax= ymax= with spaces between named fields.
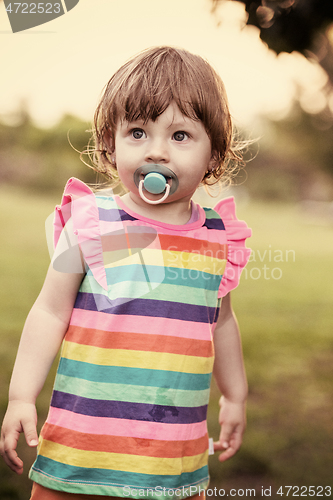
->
xmin=30 ymin=178 xmax=251 ymax=498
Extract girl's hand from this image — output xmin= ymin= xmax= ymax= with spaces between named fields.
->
xmin=213 ymin=396 xmax=246 ymax=462
xmin=0 ymin=400 xmax=38 ymax=474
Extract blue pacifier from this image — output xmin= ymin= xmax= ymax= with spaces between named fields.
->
xmin=133 ymin=164 xmax=179 ymax=204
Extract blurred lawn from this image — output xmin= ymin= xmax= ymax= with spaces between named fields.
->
xmin=209 ymin=200 xmax=333 ymax=497
xmin=0 ymin=188 xmax=332 ymax=499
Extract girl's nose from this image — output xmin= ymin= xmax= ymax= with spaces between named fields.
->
xmin=144 ymin=139 xmax=169 ymax=164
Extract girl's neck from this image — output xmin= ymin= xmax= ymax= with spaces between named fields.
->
xmin=120 ymin=192 xmax=193 ymax=225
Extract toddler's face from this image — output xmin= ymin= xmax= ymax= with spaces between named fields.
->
xmin=112 ymin=101 xmax=215 ymax=205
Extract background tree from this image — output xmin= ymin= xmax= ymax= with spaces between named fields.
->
xmin=211 ymin=0 xmax=333 ymax=86
xmin=211 ymin=0 xmax=333 ymax=195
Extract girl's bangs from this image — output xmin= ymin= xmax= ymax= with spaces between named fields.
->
xmin=114 ymin=63 xmax=203 ymax=124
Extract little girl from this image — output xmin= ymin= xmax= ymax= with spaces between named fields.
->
xmin=0 ymin=46 xmax=251 ymax=500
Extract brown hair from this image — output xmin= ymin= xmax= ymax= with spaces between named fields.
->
xmin=90 ymin=46 xmax=243 ymax=186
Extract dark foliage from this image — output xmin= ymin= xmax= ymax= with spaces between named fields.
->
xmin=240 ymin=0 xmax=333 ymax=55
xmin=211 ymin=1 xmax=333 ymax=84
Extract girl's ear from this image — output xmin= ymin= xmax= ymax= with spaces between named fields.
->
xmin=102 ymin=129 xmax=117 ymax=168
xmin=103 ymin=128 xmax=115 ymax=154
xmin=208 ymin=152 xmax=218 ymax=172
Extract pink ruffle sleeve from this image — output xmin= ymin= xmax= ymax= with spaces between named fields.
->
xmin=214 ymin=197 xmax=252 ymax=298
xmin=53 ymin=177 xmax=108 ymax=291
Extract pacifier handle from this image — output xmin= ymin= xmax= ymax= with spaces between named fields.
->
xmin=138 ymin=180 xmax=171 ymax=204
xmin=134 ymin=164 xmax=179 ymax=205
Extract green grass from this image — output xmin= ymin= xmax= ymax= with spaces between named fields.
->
xmin=208 ymin=201 xmax=333 ymax=497
xmin=0 ymin=189 xmax=332 ymax=499
xmin=0 ymin=186 xmax=58 ymax=499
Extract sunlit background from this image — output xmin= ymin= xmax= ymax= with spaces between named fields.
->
xmin=1 ymin=1 xmax=333 ymax=499
xmin=0 ymin=0 xmax=331 ymax=126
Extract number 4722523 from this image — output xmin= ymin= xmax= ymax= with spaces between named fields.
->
xmin=5 ymin=3 xmax=61 ymax=14
xmin=277 ymin=486 xmax=331 ymax=496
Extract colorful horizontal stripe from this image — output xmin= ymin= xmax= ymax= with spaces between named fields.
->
xmin=57 ymin=358 xmax=212 ymax=390
xmin=30 ymin=183 xmax=250 ymax=497
xmin=50 ymin=391 xmax=208 ymax=423
xmin=61 ymin=341 xmax=214 ymax=374
xmin=100 ymin=246 xmax=227 ymax=273
xmin=32 ymin=455 xmax=209 ymax=491
xmin=54 ymin=374 xmax=210 ymax=407
xmin=38 ymin=440 xmax=208 ymax=474
xmin=102 ymin=265 xmax=223 ymax=290
xmin=64 ymin=327 xmax=214 ymax=359
xmin=69 ymin=309 xmax=213 ymax=340
xmin=74 ymin=294 xmax=219 ymax=323
xmin=99 ymin=206 xmax=137 ymax=223
xmin=41 ymin=424 xmax=209 ymax=457
xmin=46 ymin=407 xmax=208 ymax=440
xmin=81 ymin=274 xmax=221 ymax=307
xmin=100 ymin=231 xmax=227 ymax=259
xmin=203 ymin=208 xmax=226 ymax=230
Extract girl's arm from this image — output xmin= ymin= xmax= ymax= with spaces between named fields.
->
xmin=213 ymin=292 xmax=248 ymax=462
xmin=0 ymin=264 xmax=84 ymax=474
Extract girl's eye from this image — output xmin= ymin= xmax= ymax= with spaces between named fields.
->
xmin=131 ymin=128 xmax=146 ymax=139
xmin=173 ymin=131 xmax=188 ymax=142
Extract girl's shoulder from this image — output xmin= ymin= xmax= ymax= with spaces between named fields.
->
xmin=209 ymin=197 xmax=252 ymax=297
xmin=213 ymin=197 xmax=252 ymax=237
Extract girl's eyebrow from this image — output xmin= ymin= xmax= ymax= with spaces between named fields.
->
xmin=123 ymin=116 xmax=196 ymax=128
xmin=169 ymin=122 xmax=188 ymax=128
xmin=121 ymin=117 xmax=144 ymax=126
xmin=168 ymin=119 xmax=196 ymax=129
xmin=126 ymin=120 xmax=144 ymax=126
